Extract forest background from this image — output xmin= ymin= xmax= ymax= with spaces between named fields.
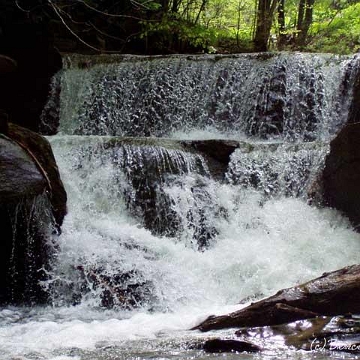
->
xmin=1 ymin=0 xmax=360 ymax=55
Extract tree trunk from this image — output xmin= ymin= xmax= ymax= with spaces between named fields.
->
xmin=253 ymin=0 xmax=279 ymax=51
xmin=296 ymin=0 xmax=314 ymax=47
xmin=277 ymin=0 xmax=286 ymax=49
xmin=171 ymin=0 xmax=181 ymax=13
xmin=194 ymin=0 xmax=208 ymax=25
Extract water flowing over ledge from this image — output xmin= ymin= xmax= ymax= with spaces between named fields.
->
xmin=43 ymin=52 xmax=359 ymax=142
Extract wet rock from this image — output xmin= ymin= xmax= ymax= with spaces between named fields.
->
xmin=0 ymin=135 xmax=46 ymax=199
xmin=203 ymin=338 xmax=261 ymax=353
xmin=236 ymin=315 xmax=360 ymax=353
xmin=76 ymin=266 xmax=153 ymax=309
xmin=181 ymin=140 xmax=239 ymax=179
xmin=322 ymin=123 xmax=360 ymax=230
xmin=8 ymin=123 xmax=67 ymax=228
xmin=193 ymin=264 xmax=360 ymax=331
xmin=0 ymin=124 xmax=67 ymax=304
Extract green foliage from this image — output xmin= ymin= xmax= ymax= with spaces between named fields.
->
xmin=308 ymin=2 xmax=360 ymax=53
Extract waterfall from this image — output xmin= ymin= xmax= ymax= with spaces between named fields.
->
xmin=53 ymin=53 xmax=356 ymax=141
xmin=44 ymin=51 xmax=360 ymax=311
xmin=2 ymin=53 xmax=360 ymax=360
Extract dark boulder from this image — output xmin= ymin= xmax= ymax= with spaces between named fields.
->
xmin=322 ymin=123 xmax=360 ymax=230
xmin=0 ymin=135 xmax=47 ymax=199
xmin=321 ymin=59 xmax=360 ymax=229
xmin=203 ymin=338 xmax=261 ymax=353
xmin=193 ymin=264 xmax=360 ymax=331
xmin=8 ymin=123 xmax=67 ymax=228
xmin=181 ymin=140 xmax=239 ymax=179
xmin=0 ymin=124 xmax=67 ymax=304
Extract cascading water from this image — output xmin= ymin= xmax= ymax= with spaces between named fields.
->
xmin=55 ymin=53 xmax=355 ymax=141
xmin=1 ymin=53 xmax=360 ymax=360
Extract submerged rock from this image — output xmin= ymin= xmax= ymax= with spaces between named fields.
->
xmin=193 ymin=264 xmax=360 ymax=331
xmin=75 ymin=266 xmax=153 ymax=309
xmin=203 ymin=338 xmax=261 ymax=353
xmin=0 ymin=123 xmax=67 ymax=304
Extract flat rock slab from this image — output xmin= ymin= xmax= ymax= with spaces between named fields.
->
xmin=193 ymin=264 xmax=360 ymax=331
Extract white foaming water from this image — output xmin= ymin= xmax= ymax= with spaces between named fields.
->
xmin=1 ymin=134 xmax=360 ymax=360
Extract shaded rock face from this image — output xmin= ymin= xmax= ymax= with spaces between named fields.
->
xmin=0 ymin=124 xmax=67 ymax=304
xmin=0 ymin=195 xmax=53 ymax=304
xmin=321 ymin=61 xmax=360 ymax=229
xmin=322 ymin=123 xmax=360 ymax=230
xmin=193 ymin=264 xmax=360 ymax=331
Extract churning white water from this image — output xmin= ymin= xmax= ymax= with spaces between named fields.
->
xmin=1 ymin=53 xmax=360 ymax=359
xmin=1 ymin=134 xmax=360 ymax=360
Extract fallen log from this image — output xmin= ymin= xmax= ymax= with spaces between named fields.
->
xmin=193 ymin=264 xmax=360 ymax=331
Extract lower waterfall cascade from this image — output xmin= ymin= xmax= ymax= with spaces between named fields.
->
xmin=1 ymin=52 xmax=360 ymax=359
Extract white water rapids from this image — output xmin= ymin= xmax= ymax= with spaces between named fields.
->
xmin=1 ymin=53 xmax=360 ymax=359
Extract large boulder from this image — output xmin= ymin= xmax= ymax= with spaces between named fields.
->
xmin=321 ymin=60 xmax=360 ymax=229
xmin=8 ymin=123 xmax=67 ymax=228
xmin=322 ymin=123 xmax=360 ymax=229
xmin=0 ymin=123 xmax=67 ymax=304
xmin=193 ymin=264 xmax=360 ymax=331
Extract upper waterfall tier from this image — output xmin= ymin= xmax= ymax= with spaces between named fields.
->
xmin=46 ymin=53 xmax=359 ymax=141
